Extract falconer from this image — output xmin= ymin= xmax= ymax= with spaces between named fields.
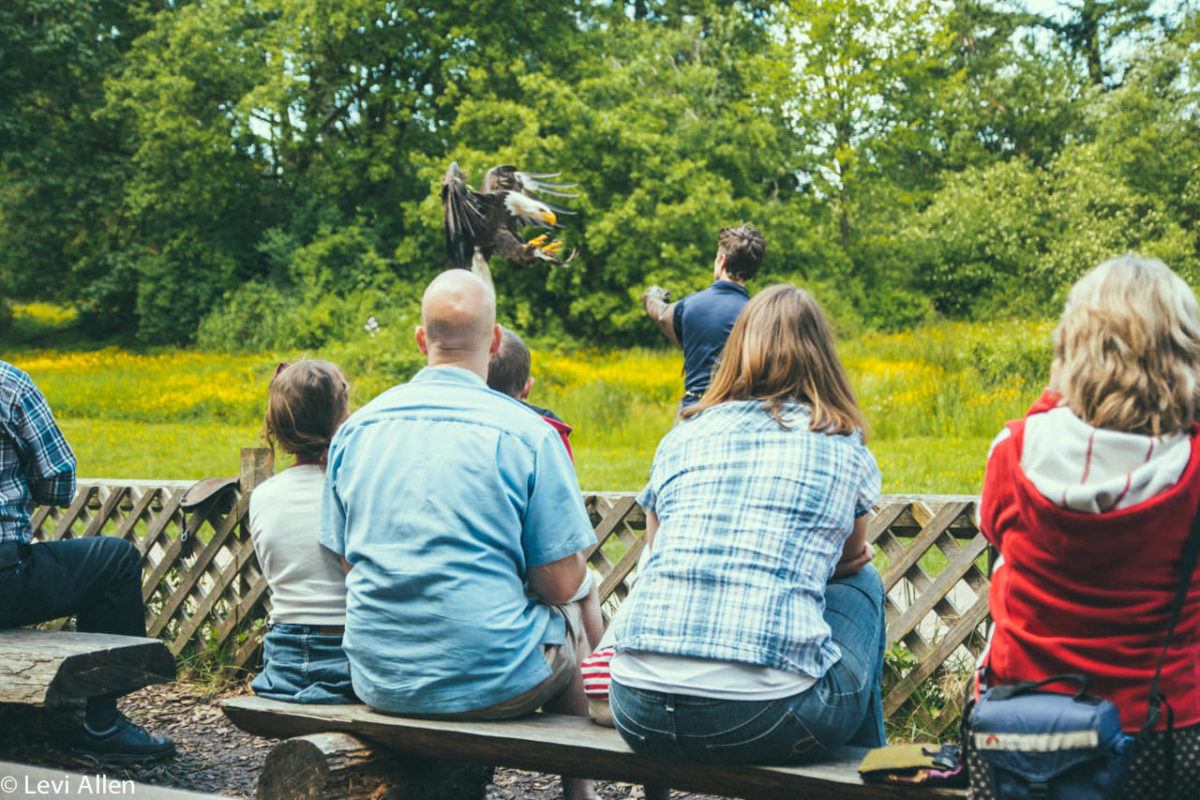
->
xmin=642 ymin=224 xmax=766 ymax=411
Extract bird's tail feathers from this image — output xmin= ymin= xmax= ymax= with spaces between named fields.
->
xmin=471 ymin=252 xmax=494 ymax=290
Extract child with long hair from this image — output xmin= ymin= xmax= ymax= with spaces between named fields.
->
xmin=609 ymin=284 xmax=884 ymax=763
xmin=249 ymin=359 xmax=356 ymax=703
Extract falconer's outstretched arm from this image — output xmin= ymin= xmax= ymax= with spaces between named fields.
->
xmin=643 ymin=286 xmax=679 ymax=348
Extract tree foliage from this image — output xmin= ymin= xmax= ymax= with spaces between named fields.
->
xmin=1 ymin=0 xmax=1198 ymax=344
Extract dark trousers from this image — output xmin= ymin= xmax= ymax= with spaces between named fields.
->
xmin=0 ymin=537 xmax=146 ymax=726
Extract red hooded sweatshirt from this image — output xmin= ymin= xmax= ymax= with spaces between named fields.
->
xmin=981 ymin=391 xmax=1200 ymax=732
xmin=541 ymin=414 xmax=574 ymax=462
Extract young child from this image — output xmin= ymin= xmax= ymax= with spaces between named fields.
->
xmin=487 ymin=327 xmax=603 ymax=654
xmin=249 ymin=359 xmax=356 ymax=704
xmin=487 ymin=327 xmax=575 ymax=460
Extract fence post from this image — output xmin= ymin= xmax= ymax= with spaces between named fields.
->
xmin=240 ymin=446 xmax=274 ymax=495
xmin=236 ymin=447 xmax=274 ymax=628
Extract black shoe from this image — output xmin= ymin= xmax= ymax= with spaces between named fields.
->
xmin=76 ymin=714 xmax=176 ymax=764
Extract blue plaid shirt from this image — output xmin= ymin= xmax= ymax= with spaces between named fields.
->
xmin=613 ymin=400 xmax=880 ymax=678
xmin=0 ymin=361 xmax=76 ymax=545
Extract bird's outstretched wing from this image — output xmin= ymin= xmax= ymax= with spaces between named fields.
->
xmin=441 ymin=162 xmax=486 ymax=269
xmin=516 ymin=171 xmax=579 ymax=199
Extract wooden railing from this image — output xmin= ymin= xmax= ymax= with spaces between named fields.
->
xmin=32 ymin=449 xmax=988 ymax=733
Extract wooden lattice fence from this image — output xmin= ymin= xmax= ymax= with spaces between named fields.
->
xmin=31 ymin=449 xmax=989 ymax=730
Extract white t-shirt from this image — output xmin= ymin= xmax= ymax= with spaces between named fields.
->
xmin=248 ymin=465 xmax=347 ymax=625
xmin=610 ymin=651 xmax=816 ymax=701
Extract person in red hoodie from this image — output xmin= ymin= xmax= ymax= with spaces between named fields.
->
xmin=487 ymin=327 xmax=575 ymax=460
xmin=976 ymin=255 xmax=1200 ymax=798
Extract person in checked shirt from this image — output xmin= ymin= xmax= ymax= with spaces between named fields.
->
xmin=0 ymin=361 xmax=174 ymax=763
xmin=609 ymin=284 xmax=885 ymax=764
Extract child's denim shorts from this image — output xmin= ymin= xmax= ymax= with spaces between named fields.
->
xmin=251 ymin=622 xmax=357 ymax=704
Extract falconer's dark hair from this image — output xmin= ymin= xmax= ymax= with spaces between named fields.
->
xmin=487 ymin=327 xmax=532 ymax=399
xmin=718 ymin=224 xmax=766 ymax=281
xmin=263 ymin=360 xmax=349 ymax=465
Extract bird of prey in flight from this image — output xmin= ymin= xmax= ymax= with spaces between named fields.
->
xmin=441 ymin=162 xmax=576 ymax=287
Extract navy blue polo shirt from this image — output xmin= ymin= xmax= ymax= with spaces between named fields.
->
xmin=672 ymin=280 xmax=750 ymax=405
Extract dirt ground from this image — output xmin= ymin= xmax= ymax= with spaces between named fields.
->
xmin=0 ymin=683 xmax=724 ymax=799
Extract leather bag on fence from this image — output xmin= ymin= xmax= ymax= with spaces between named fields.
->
xmin=179 ymin=477 xmax=240 ymax=557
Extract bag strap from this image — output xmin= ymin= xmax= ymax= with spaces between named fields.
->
xmin=989 ymin=674 xmax=1091 ymax=702
xmin=1140 ymin=507 xmax=1200 ymax=739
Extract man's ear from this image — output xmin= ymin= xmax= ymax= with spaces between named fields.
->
xmin=488 ymin=324 xmax=503 ymax=355
xmin=714 ymin=251 xmax=727 ymax=279
xmin=520 ymin=376 xmax=534 ymax=401
xmin=415 ymin=325 xmax=429 ymax=356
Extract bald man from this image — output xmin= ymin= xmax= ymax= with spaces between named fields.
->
xmin=320 ymin=271 xmax=598 ymax=800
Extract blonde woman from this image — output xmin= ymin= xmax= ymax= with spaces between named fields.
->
xmin=609 ymin=284 xmax=885 ymax=763
xmin=977 ymin=256 xmax=1200 ymax=796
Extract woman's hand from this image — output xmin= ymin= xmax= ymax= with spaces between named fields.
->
xmin=833 ymin=542 xmax=874 ymax=578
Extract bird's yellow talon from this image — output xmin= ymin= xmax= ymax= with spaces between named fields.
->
xmin=540 ymin=241 xmax=563 ymax=255
xmin=529 ymin=234 xmax=548 ymax=247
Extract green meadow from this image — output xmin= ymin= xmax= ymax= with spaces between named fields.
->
xmin=6 ymin=305 xmax=1050 ymax=493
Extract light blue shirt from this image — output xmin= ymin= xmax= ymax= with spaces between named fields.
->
xmin=320 ymin=366 xmax=595 ymax=714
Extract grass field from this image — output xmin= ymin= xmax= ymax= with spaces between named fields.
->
xmin=2 ymin=303 xmax=1053 ymax=493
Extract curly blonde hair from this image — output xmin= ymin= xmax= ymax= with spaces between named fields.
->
xmin=1051 ymin=255 xmax=1200 ymax=436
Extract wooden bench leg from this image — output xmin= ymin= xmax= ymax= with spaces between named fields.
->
xmin=257 ymin=732 xmax=493 ymax=800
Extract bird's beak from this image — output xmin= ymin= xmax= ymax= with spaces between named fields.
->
xmin=542 ymin=211 xmax=557 ymax=226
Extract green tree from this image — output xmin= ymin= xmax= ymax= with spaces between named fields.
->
xmin=0 ymin=1 xmax=158 ymax=330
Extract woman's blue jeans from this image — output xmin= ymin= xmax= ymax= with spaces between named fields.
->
xmin=610 ymin=564 xmax=887 ymax=764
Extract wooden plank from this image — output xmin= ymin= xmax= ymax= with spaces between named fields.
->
xmin=865 ymin=502 xmax=907 ymax=545
xmin=170 ymin=536 xmax=258 ymax=653
xmin=46 ymin=488 xmax=94 ymax=542
xmin=210 ymin=570 xmax=269 ymax=653
xmin=0 ymin=761 xmax=216 ymax=798
xmin=223 ymin=697 xmax=964 ymax=800
xmin=883 ymin=593 xmax=989 ymax=717
xmin=597 ymin=535 xmax=646 ymax=604
xmin=591 ymin=495 xmax=638 ymax=545
xmin=147 ymin=493 xmax=249 ymax=640
xmin=0 ymin=630 xmax=175 ymax=706
xmin=139 ymin=490 xmax=188 ymax=606
xmin=886 ymin=534 xmax=988 ymax=645
xmin=29 ymin=504 xmax=54 ymax=537
xmin=78 ymin=486 xmax=127 ymax=539
xmin=111 ymin=485 xmax=162 ymax=544
xmin=880 ymin=502 xmax=970 ymax=592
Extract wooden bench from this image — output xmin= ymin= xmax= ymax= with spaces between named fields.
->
xmin=0 ymin=629 xmax=175 ymax=706
xmin=223 ymin=695 xmax=966 ymax=799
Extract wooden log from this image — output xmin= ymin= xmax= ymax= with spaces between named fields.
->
xmin=257 ymin=732 xmax=493 ymax=800
xmin=0 ymin=630 xmax=175 ymax=706
xmin=257 ymin=732 xmax=400 ymax=800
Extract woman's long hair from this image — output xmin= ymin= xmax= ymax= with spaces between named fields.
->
xmin=682 ymin=284 xmax=867 ymax=437
xmin=1051 ymin=255 xmax=1200 ymax=436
